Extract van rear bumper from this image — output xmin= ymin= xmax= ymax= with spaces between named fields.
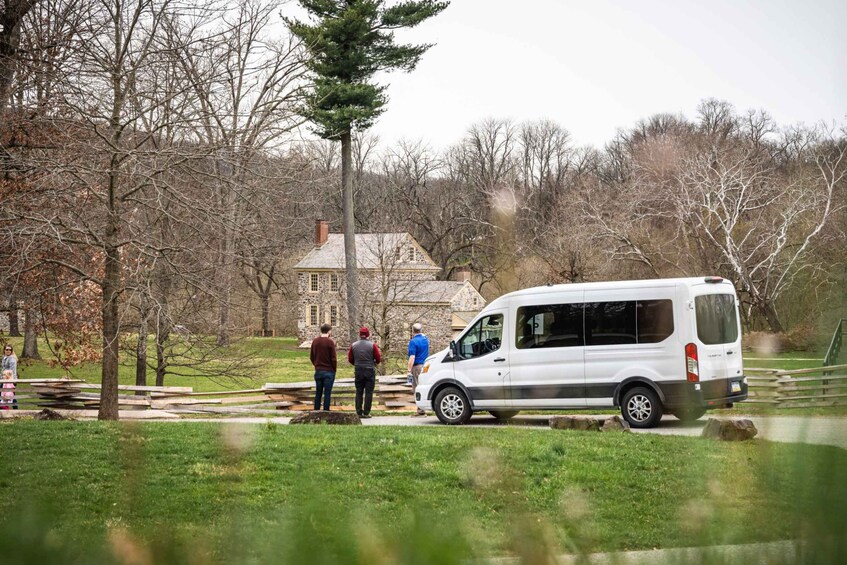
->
xmin=657 ymin=377 xmax=748 ymax=409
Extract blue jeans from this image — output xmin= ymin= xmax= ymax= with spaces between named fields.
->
xmin=314 ymin=371 xmax=335 ymax=410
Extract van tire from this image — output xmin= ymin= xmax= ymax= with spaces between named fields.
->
xmin=621 ymin=387 xmax=663 ymax=428
xmin=434 ymin=387 xmax=472 ymax=425
xmin=672 ymin=406 xmax=706 ymax=423
xmin=488 ymin=410 xmax=519 ymax=421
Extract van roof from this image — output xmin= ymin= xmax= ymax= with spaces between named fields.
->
xmin=487 ymin=277 xmax=733 ymax=308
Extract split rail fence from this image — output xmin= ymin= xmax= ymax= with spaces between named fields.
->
xmin=1 ymin=376 xmax=416 ymax=415
xmin=745 ymin=363 xmax=847 ymax=408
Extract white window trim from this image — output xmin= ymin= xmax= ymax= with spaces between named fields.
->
xmin=309 ymin=305 xmax=319 ymax=326
xmin=309 ymin=273 xmax=319 ymax=293
xmin=330 ymin=273 xmax=339 ymax=292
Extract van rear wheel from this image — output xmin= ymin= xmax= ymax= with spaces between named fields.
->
xmin=488 ymin=410 xmax=519 ymax=421
xmin=434 ymin=387 xmax=472 ymax=425
xmin=621 ymin=387 xmax=663 ymax=428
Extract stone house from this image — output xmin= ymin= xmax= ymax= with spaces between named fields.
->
xmin=294 ymin=220 xmax=485 ymax=353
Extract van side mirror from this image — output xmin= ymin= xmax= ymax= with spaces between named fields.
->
xmin=449 ymin=340 xmax=457 ymax=358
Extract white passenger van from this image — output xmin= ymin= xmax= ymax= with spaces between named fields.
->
xmin=415 ymin=277 xmax=747 ymax=428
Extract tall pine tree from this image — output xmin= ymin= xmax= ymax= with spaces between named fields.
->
xmin=287 ymin=0 xmax=448 ymax=341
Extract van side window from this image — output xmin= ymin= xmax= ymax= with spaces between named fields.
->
xmin=636 ymin=300 xmax=674 ymax=343
xmin=458 ymin=314 xmax=503 ymax=359
xmin=585 ymin=302 xmax=636 ymax=345
xmin=516 ymin=304 xmax=583 ymax=349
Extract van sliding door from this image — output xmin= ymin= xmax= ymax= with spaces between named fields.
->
xmin=509 ymin=293 xmax=586 ymax=409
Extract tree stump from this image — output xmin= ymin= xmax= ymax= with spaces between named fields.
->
xmin=35 ymin=409 xmax=69 ymax=421
xmin=549 ymin=416 xmax=601 ymax=431
xmin=290 ymin=410 xmax=361 ymax=425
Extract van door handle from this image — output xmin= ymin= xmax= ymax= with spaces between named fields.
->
xmin=726 ymin=350 xmax=735 ymax=355
xmin=493 ymin=357 xmax=506 ymax=362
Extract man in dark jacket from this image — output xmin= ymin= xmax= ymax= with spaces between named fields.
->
xmin=310 ymin=323 xmax=337 ymax=410
xmin=347 ymin=326 xmax=382 ymax=418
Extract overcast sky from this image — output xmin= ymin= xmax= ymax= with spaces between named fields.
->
xmin=306 ymin=0 xmax=846 ymax=151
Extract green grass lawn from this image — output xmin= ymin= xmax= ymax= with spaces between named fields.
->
xmin=1 ymin=421 xmax=845 ymax=563
xmin=3 ymin=336 xmax=316 ymax=392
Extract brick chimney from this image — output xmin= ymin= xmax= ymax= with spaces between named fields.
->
xmin=315 ymin=219 xmax=329 ymax=247
xmin=454 ymin=266 xmax=472 ymax=283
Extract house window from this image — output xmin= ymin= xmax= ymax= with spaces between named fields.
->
xmin=407 ymin=246 xmax=416 ymax=262
xmin=309 ymin=305 xmax=319 ymax=326
xmin=309 ymin=273 xmax=319 ymax=292
xmin=330 ymin=273 xmax=339 ymax=292
xmin=330 ymin=306 xmax=338 ymax=327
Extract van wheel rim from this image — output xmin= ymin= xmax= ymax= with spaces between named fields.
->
xmin=441 ymin=394 xmax=464 ymax=420
xmin=627 ymin=394 xmax=652 ymax=422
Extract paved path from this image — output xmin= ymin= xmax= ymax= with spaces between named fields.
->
xmin=7 ymin=409 xmax=846 ymax=449
xmin=165 ymin=413 xmax=847 ymax=449
xmin=483 ymin=540 xmax=798 ymax=565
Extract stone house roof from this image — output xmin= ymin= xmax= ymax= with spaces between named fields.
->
xmin=388 ymin=280 xmax=476 ymax=305
xmin=294 ymin=233 xmax=440 ymax=272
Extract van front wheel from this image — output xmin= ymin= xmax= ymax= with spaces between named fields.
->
xmin=434 ymin=387 xmax=472 ymax=425
xmin=621 ymin=387 xmax=663 ymax=428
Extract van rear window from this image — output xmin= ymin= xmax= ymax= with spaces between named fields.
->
xmin=695 ymin=294 xmax=738 ymax=345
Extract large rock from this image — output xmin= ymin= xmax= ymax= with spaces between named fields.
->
xmin=35 ymin=409 xmax=69 ymax=421
xmin=701 ymin=418 xmax=758 ymax=441
xmin=549 ymin=416 xmax=600 ymax=431
xmin=601 ymin=415 xmax=631 ymax=433
xmin=290 ymin=410 xmax=362 ymax=425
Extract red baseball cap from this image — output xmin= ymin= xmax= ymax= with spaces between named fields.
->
xmin=359 ymin=326 xmax=370 ymax=337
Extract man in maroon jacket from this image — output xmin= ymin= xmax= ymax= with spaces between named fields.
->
xmin=310 ymin=323 xmax=337 ymax=410
xmin=347 ymin=326 xmax=382 ymax=418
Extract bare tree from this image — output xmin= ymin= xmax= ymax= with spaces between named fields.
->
xmin=0 ymin=0 xmax=39 ymax=110
xmin=171 ymin=0 xmax=306 ymax=346
xmin=677 ymin=127 xmax=846 ymax=331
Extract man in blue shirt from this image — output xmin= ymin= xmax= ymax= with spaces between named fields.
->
xmin=407 ymin=322 xmax=429 ymax=416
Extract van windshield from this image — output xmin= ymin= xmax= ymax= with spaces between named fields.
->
xmin=695 ymin=294 xmax=738 ymax=345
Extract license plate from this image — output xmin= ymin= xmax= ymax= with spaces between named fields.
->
xmin=730 ymin=381 xmax=741 ymax=394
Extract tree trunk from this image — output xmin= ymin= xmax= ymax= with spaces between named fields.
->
xmin=21 ymin=308 xmax=39 ymax=359
xmin=135 ymin=294 xmax=149 ymax=392
xmin=216 ymin=159 xmax=237 ymax=347
xmin=8 ymin=294 xmax=20 ymax=337
xmin=217 ymin=284 xmax=231 ymax=346
xmin=261 ymin=292 xmax=270 ymax=335
xmin=341 ymin=131 xmax=359 ymax=342
xmin=155 ymin=328 xmax=169 ymax=387
xmin=99 ymin=238 xmax=121 ymax=420
xmin=154 ymin=266 xmax=172 ymax=388
xmin=756 ymin=298 xmax=784 ymax=333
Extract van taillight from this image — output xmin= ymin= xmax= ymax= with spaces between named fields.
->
xmin=685 ymin=343 xmax=699 ymax=382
